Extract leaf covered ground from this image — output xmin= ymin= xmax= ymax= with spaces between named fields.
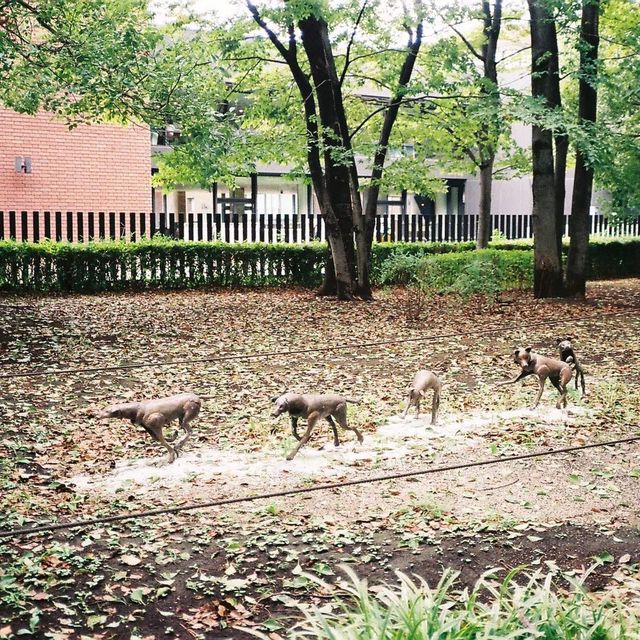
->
xmin=0 ymin=280 xmax=639 ymax=638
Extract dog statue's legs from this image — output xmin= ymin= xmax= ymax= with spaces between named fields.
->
xmin=334 ymin=404 xmax=363 ymax=444
xmin=286 ymin=414 xmax=318 ymax=461
xmin=290 ymin=416 xmax=301 ymax=441
xmin=402 ymin=392 xmax=413 ymax=419
xmin=174 ymin=400 xmax=200 ymax=452
xmin=326 ymin=416 xmax=340 ymax=447
xmin=431 ymin=390 xmax=440 ymax=425
xmin=145 ymin=413 xmax=177 ymax=464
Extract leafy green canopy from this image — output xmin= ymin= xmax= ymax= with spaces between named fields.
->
xmin=595 ymin=0 xmax=640 ymax=219
xmin=152 ymin=0 xmax=528 ymax=195
xmin=0 ymin=0 xmax=158 ymax=122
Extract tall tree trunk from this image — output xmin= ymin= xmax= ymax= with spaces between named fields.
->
xmin=247 ymin=2 xmax=358 ymax=299
xmin=528 ymin=0 xmax=563 ymax=297
xmin=249 ymin=1 xmax=422 ymax=300
xmin=566 ymin=0 xmax=600 ymax=297
xmin=546 ymin=4 xmax=567 ymax=266
xmin=477 ymin=159 xmax=494 ymax=247
xmin=299 ymin=15 xmax=360 ymax=299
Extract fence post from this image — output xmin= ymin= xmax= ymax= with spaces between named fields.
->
xmin=21 ymin=211 xmax=28 ymax=242
xmin=188 ymin=213 xmax=194 ymax=241
xmin=206 ymin=212 xmax=213 ymax=241
xmin=77 ymin=212 xmax=84 ymax=243
xmin=9 ymin=211 xmax=17 ymax=240
xmin=87 ymin=212 xmax=95 ymax=240
xmin=250 ymin=212 xmax=256 ymax=243
xmin=66 ymin=212 xmax=74 ymax=242
xmin=119 ymin=212 xmax=126 ymax=240
xmin=129 ymin=212 xmax=136 ymax=241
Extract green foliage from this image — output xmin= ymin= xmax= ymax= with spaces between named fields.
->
xmin=373 ymin=241 xmax=476 ymax=285
xmin=279 ymin=567 xmax=640 ymax=640
xmin=0 ymin=238 xmax=638 ymax=293
xmin=593 ymin=0 xmax=640 ymax=220
xmin=411 ymin=250 xmax=533 ymax=297
xmin=0 ymin=0 xmax=160 ymax=123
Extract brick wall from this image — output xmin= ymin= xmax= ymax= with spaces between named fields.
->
xmin=0 ymin=109 xmax=152 ymax=227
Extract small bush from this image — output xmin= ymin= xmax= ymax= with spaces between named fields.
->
xmin=382 ymin=249 xmax=534 ymax=297
xmin=377 ymin=252 xmax=424 ymax=286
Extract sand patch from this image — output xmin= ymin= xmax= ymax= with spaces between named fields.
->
xmin=69 ymin=405 xmax=592 ymax=495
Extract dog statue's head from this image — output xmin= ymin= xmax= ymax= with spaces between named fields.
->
xmin=270 ymin=393 xmax=291 ymax=418
xmin=95 ymin=404 xmax=126 ymax=420
xmin=556 ymin=336 xmax=574 ymax=353
xmin=513 ymin=346 xmax=533 ymax=368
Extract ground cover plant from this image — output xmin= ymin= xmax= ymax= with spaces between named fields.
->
xmin=0 ymin=278 xmax=639 ymax=637
xmin=283 ymin=567 xmax=640 ymax=639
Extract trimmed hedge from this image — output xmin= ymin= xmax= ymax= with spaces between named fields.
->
xmin=0 ymin=239 xmax=326 ymax=292
xmin=486 ymin=239 xmax=640 ymax=280
xmin=0 ymin=237 xmax=638 ymax=293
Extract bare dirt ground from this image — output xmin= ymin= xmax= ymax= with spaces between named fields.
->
xmin=0 ymin=280 xmax=639 ymax=638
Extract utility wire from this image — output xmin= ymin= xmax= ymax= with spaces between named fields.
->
xmin=1 ymin=309 xmax=637 ymax=381
xmin=2 ymin=434 xmax=638 ymax=540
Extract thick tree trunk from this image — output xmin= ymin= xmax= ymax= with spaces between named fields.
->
xmin=248 ymin=2 xmax=422 ymax=300
xmin=299 ymin=15 xmax=360 ymax=299
xmin=531 ymin=125 xmax=564 ymax=296
xmin=528 ymin=0 xmax=563 ymax=297
xmin=311 ymin=188 xmax=356 ymax=299
xmin=476 ymin=159 xmax=494 ymax=248
xmin=566 ymin=0 xmax=600 ymax=297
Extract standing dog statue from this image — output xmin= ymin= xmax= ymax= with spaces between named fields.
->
xmin=402 ymin=370 xmax=442 ymax=424
xmin=556 ymin=337 xmax=586 ymax=396
xmin=271 ymin=392 xmax=364 ymax=461
xmin=96 ymin=393 xmax=208 ymax=463
xmin=498 ymin=347 xmax=572 ymax=409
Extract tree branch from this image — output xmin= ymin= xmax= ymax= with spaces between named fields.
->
xmin=245 ymin=0 xmax=291 ymax=61
xmin=339 ymin=0 xmax=368 ymax=86
xmin=349 ymin=93 xmax=484 ymax=141
xmin=363 ymin=0 xmax=424 ymax=220
xmin=226 ymin=55 xmax=287 ymax=65
xmin=448 ymin=23 xmax=485 ymax=62
xmin=497 ymin=44 xmax=530 ymax=65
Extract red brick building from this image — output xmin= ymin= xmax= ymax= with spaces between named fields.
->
xmin=0 ymin=109 xmax=151 ymax=239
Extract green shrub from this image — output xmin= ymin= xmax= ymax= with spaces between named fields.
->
xmin=376 ymin=252 xmax=424 ymax=286
xmin=271 ymin=567 xmax=640 ymax=640
xmin=369 ymin=241 xmax=476 ymax=284
xmin=382 ymin=249 xmax=534 ymax=297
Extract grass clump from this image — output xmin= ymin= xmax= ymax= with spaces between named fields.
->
xmin=267 ymin=566 xmax=640 ymax=639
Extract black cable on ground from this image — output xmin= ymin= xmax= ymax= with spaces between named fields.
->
xmin=1 ymin=309 xmax=637 ymax=380
xmin=1 ymin=434 xmax=638 ymax=540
